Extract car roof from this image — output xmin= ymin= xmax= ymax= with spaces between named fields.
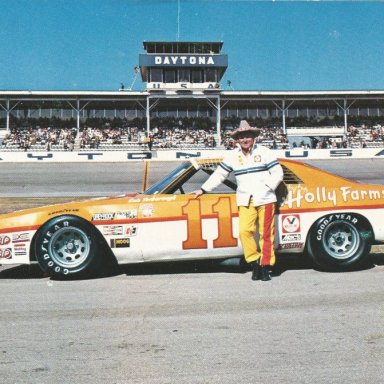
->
xmin=192 ymin=157 xmax=357 ymax=187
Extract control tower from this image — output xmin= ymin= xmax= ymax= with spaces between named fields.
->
xmin=139 ymin=41 xmax=228 ymax=91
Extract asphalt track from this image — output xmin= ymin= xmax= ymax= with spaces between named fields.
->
xmin=0 ymin=158 xmax=383 ymax=383
xmin=1 ymin=158 xmax=384 ymax=198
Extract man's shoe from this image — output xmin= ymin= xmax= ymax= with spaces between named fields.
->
xmin=260 ymin=266 xmax=271 ymax=281
xmin=251 ymin=262 xmax=261 ymax=281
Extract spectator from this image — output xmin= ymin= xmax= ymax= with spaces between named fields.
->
xmin=2 ymin=119 xmax=384 ymax=151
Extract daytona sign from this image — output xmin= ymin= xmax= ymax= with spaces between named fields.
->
xmin=139 ymin=54 xmax=228 ymax=67
xmin=154 ymin=55 xmax=215 ymax=65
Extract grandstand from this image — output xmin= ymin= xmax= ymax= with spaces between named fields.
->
xmin=1 ymin=41 xmax=384 ymax=151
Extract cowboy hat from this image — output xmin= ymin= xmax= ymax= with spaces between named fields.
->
xmin=230 ymin=120 xmax=260 ymax=139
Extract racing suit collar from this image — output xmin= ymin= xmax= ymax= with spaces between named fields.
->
xmin=236 ymin=141 xmax=258 ymax=154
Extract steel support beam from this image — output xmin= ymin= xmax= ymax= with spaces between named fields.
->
xmin=146 ymin=96 xmax=150 ymax=135
xmin=205 ymin=95 xmax=221 ymax=142
xmin=333 ymin=99 xmax=356 ymax=138
xmin=66 ymin=99 xmax=90 ymax=134
xmin=0 ymin=99 xmax=20 ymax=132
xmin=272 ymin=100 xmax=294 ymax=135
xmin=146 ymin=97 xmax=162 ymax=136
xmin=6 ymin=99 xmax=10 ymax=132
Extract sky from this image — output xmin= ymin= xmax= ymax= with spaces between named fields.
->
xmin=1 ymin=0 xmax=384 ymax=92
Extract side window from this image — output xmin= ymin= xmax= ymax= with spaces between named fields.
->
xmin=276 ymin=164 xmax=303 ymax=208
xmin=281 ymin=165 xmax=303 ymax=184
xmin=174 ymin=168 xmax=236 ymax=194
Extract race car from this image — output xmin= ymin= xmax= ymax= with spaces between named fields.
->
xmin=1 ymin=158 xmax=383 ymax=279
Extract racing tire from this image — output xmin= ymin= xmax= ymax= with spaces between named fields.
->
xmin=308 ymin=213 xmax=372 ymax=270
xmin=34 ymin=215 xmax=101 ymax=279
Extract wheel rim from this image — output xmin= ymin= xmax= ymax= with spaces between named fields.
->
xmin=322 ymin=220 xmax=360 ymax=260
xmin=48 ymin=226 xmax=91 ymax=268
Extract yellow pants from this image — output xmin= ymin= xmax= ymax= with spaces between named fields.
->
xmin=238 ymin=201 xmax=276 ymax=266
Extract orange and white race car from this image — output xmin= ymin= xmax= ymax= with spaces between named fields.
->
xmin=0 ymin=158 xmax=383 ymax=279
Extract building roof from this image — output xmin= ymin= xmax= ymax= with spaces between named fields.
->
xmin=2 ymin=89 xmax=384 ymax=102
xmin=142 ymin=41 xmax=224 ymax=54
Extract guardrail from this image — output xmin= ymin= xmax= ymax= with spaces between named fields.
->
xmin=0 ymin=148 xmax=383 ymax=162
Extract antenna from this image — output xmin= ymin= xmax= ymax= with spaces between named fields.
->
xmin=177 ymin=0 xmax=180 ymax=41
xmin=129 ymin=66 xmax=140 ymax=90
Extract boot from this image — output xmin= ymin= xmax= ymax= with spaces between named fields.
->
xmin=260 ymin=266 xmax=271 ymax=281
xmin=251 ymin=261 xmax=262 ymax=281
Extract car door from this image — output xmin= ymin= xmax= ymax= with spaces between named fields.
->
xmin=138 ymin=193 xmax=242 ymax=262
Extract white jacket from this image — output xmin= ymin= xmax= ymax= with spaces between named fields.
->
xmin=201 ymin=143 xmax=284 ymax=207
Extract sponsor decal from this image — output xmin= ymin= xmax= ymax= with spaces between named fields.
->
xmin=128 ymin=197 xmax=141 ymax=203
xmin=40 ymin=220 xmax=72 ymax=275
xmin=103 ymin=225 xmax=124 ymax=236
xmin=128 ymin=196 xmax=176 ymax=204
xmin=48 ymin=208 xmax=79 ymax=216
xmin=140 ymin=204 xmax=154 ymax=217
xmin=92 ymin=212 xmax=115 ymax=221
xmin=93 ymin=210 xmax=138 ymax=221
xmin=143 ymin=196 xmax=176 ymax=203
xmin=14 ymin=244 xmax=27 ymax=256
xmin=316 ymin=214 xmax=358 ymax=241
xmin=12 ymin=233 xmax=31 ymax=243
xmin=338 ymin=186 xmax=384 ymax=201
xmin=253 ymin=155 xmax=261 ymax=163
xmin=125 ymin=225 xmax=137 ymax=236
xmin=278 ymin=242 xmax=304 ymax=250
xmin=0 ymin=248 xmax=12 ymax=259
xmin=282 ymin=185 xmax=384 ymax=209
xmin=110 ymin=238 xmax=130 ymax=248
xmin=0 ymin=235 xmax=11 ymax=246
xmin=115 ymin=210 xmax=137 ymax=219
xmin=102 ymin=224 xmax=137 ymax=236
xmin=281 ymin=215 xmax=301 ymax=233
xmin=282 ymin=234 xmax=301 ymax=242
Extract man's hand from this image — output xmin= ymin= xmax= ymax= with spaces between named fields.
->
xmin=191 ymin=189 xmax=204 ymax=198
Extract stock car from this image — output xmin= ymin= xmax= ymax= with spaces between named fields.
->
xmin=1 ymin=158 xmax=384 ymax=279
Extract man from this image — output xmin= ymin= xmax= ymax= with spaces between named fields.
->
xmin=193 ymin=120 xmax=283 ymax=281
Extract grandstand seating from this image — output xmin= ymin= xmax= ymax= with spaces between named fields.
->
xmin=0 ymin=122 xmax=383 ymax=151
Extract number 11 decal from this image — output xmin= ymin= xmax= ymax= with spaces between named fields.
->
xmin=182 ymin=197 xmax=237 ymax=250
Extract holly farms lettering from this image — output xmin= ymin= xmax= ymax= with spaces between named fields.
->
xmin=282 ymin=186 xmax=384 ymax=208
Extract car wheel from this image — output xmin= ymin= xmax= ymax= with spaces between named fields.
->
xmin=308 ymin=213 xmax=372 ymax=270
xmin=35 ymin=215 xmax=100 ymax=279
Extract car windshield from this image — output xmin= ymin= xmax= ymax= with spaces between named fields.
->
xmin=144 ymin=161 xmax=237 ymax=195
xmin=143 ymin=162 xmax=196 ymax=194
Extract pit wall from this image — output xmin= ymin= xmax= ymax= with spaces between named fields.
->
xmin=0 ymin=148 xmax=383 ymax=162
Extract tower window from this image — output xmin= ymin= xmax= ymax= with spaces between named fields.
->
xmin=164 ymin=70 xmax=177 ymax=83
xmin=150 ymin=69 xmax=162 ymax=82
xmin=205 ymin=68 xmax=218 ymax=82
xmin=191 ymin=69 xmax=203 ymax=83
xmin=178 ymin=69 xmax=190 ymax=82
